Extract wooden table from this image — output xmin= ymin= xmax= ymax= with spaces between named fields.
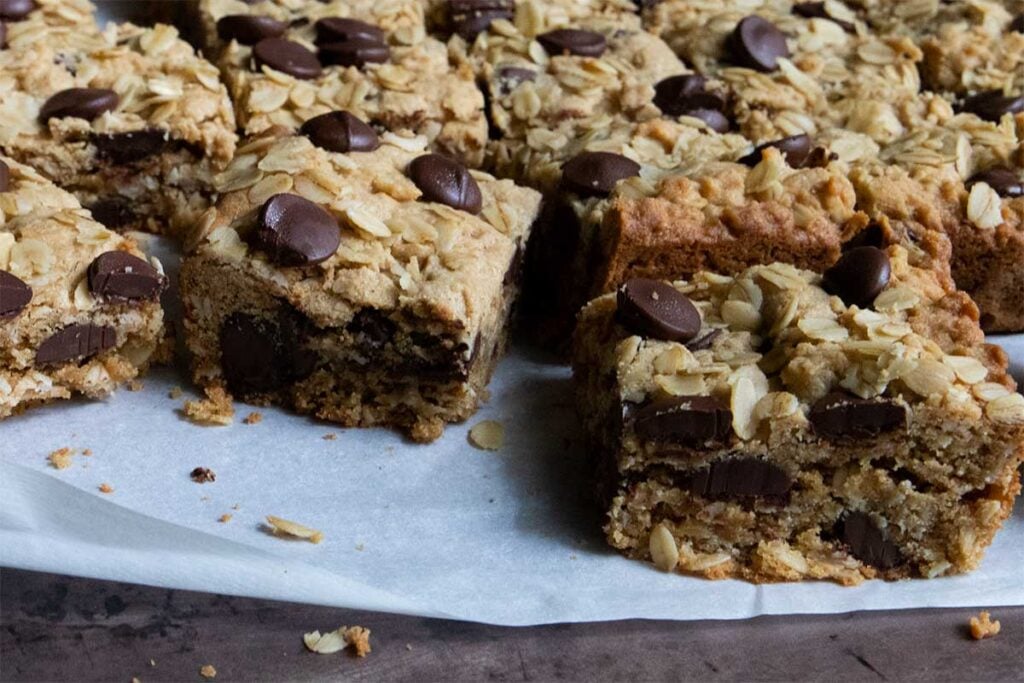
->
xmin=2 ymin=569 xmax=1020 ymax=681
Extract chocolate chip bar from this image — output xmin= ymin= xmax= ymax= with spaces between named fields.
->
xmin=0 ymin=22 xmax=236 ymax=236
xmin=572 ymin=245 xmax=1024 ymax=583
xmin=180 ymin=118 xmax=540 ymax=441
xmin=0 ymin=156 xmax=166 ymax=418
xmin=200 ymin=0 xmax=488 ymax=166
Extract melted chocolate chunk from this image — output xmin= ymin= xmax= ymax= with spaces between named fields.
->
xmin=300 ymin=110 xmax=379 ymax=153
xmin=630 ymin=395 xmax=732 ymax=445
xmin=684 ymin=457 xmax=792 ymax=498
xmin=408 ymin=154 xmax=482 ymax=214
xmin=561 ymin=151 xmax=640 ymax=198
xmin=822 ymin=246 xmax=891 ymax=308
xmin=318 ymin=35 xmax=390 ymax=68
xmin=87 ymin=251 xmax=165 ymax=301
xmin=809 ymin=391 xmax=907 ymax=440
xmin=0 ymin=158 xmax=9 ymax=192
xmin=253 ymin=38 xmax=322 ymax=79
xmin=87 ymin=197 xmax=136 ymax=229
xmin=653 ymin=74 xmax=731 ymax=132
xmin=967 ymin=167 xmax=1023 ymax=198
xmin=92 ymin=130 xmax=178 ymax=165
xmin=616 ymin=278 xmax=701 ymax=342
xmin=449 ymin=0 xmax=514 ymax=40
xmin=836 ymin=511 xmax=902 ymax=569
xmin=220 ymin=311 xmax=314 ymax=393
xmin=842 ymin=223 xmax=888 ymax=251
xmin=0 ymin=0 xmax=34 ymax=21
xmin=792 ymin=2 xmax=855 ymax=31
xmin=314 ymin=17 xmax=384 ymax=45
xmin=36 ymin=323 xmax=116 ymax=365
xmin=216 ymin=14 xmax=287 ymax=45
xmin=39 ymin=88 xmax=119 ymax=122
xmin=957 ymin=89 xmax=1024 ymax=122
xmin=537 ymin=28 xmax=607 ymax=57
xmin=0 ymin=269 xmax=31 ymax=320
xmin=738 ymin=134 xmax=813 ymax=168
xmin=254 ymin=194 xmax=340 ymax=266
xmin=686 ymin=328 xmax=722 ymax=351
xmin=726 ymin=16 xmax=790 ymax=72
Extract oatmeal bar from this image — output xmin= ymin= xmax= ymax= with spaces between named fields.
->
xmin=201 ymin=0 xmax=487 ymax=165
xmin=572 ymin=245 xmax=1023 ymax=583
xmin=0 ymin=156 xmax=166 ymax=418
xmin=1 ymin=0 xmax=95 ymax=42
xmin=0 ymin=22 xmax=236 ymax=237
xmin=180 ymin=121 xmax=540 ymax=441
xmin=425 ymin=0 xmax=641 ymax=38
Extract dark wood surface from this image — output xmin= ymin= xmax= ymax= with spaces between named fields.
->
xmin=1 ymin=569 xmax=1021 ymax=682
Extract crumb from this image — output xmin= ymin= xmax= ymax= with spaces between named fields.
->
xmin=405 ymin=644 xmax=412 ymax=651
xmin=218 ymin=514 xmax=233 ymax=523
xmin=468 ymin=420 xmax=504 ymax=450
xmin=304 ymin=626 xmax=371 ymax=657
xmin=199 ymin=664 xmax=217 ymax=679
xmin=355 ymin=543 xmax=365 ymax=551
xmin=149 ymin=660 xmax=156 ymax=667
xmin=969 ymin=611 xmax=1001 ymax=640
xmin=232 ymin=503 xmax=240 ymax=510
xmin=322 ymin=433 xmax=337 ymax=441
xmin=127 ymin=379 xmax=144 ymax=392
xmin=98 ymin=483 xmax=114 ymax=494
xmin=47 ymin=447 xmax=75 ymax=470
xmin=243 ymin=411 xmax=263 ymax=425
xmin=190 ymin=467 xmax=216 ymax=483
xmin=570 ymin=554 xmax=577 ymax=560
xmin=131 ymin=678 xmax=141 ymax=683
xmin=168 ymin=386 xmax=183 ymax=399
xmin=266 ymin=515 xmax=324 ymax=544
xmin=82 ymin=448 xmax=92 ymax=456
xmin=183 ymin=386 xmax=234 ymax=426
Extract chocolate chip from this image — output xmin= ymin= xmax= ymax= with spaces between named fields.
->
xmin=314 ymin=17 xmax=384 ymax=45
xmin=537 ymin=28 xmax=607 ymax=57
xmin=300 ymin=110 xmax=379 ymax=153
xmin=449 ymin=0 xmax=514 ymax=40
xmin=686 ymin=328 xmax=722 ymax=351
xmin=0 ymin=270 xmax=31 ymax=320
xmin=561 ymin=151 xmax=640 ymax=197
xmin=216 ymin=14 xmax=287 ymax=45
xmin=190 ymin=466 xmax=216 ymax=483
xmin=35 ymin=323 xmax=116 ymax=365
xmin=496 ymin=66 xmax=536 ymax=94
xmin=87 ymin=197 xmax=136 ymax=229
xmin=319 ymin=35 xmax=390 ymax=67
xmin=92 ymin=130 xmax=171 ymax=165
xmin=0 ymin=158 xmax=8 ymax=192
xmin=957 ymin=89 xmax=1024 ymax=122
xmin=653 ymin=74 xmax=731 ymax=132
xmin=738 ymin=134 xmax=813 ymax=167
xmin=809 ymin=391 xmax=907 ymax=440
xmin=822 ymin=246 xmax=891 ymax=308
xmin=253 ymin=38 xmax=322 ymax=79
xmin=0 ymin=21 xmax=7 ymax=48
xmin=39 ymin=88 xmax=119 ymax=122
xmin=616 ymin=278 xmax=702 ymax=342
xmin=255 ymin=194 xmax=340 ymax=266
xmin=220 ymin=311 xmax=313 ymax=393
xmin=726 ymin=15 xmax=789 ymax=72
xmin=88 ymin=251 xmax=165 ymax=301
xmin=408 ymin=154 xmax=482 ymax=214
xmin=837 ymin=511 xmax=902 ymax=569
xmin=792 ymin=2 xmax=855 ymax=32
xmin=687 ymin=458 xmax=792 ymax=498
xmin=967 ymin=167 xmax=1023 ymax=198
xmin=842 ymin=223 xmax=888 ymax=251
xmin=0 ymin=0 xmax=34 ymax=20
xmin=631 ymin=395 xmax=732 ymax=444
xmin=1012 ymin=14 xmax=1024 ymax=33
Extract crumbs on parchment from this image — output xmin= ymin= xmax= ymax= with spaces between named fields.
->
xmin=199 ymin=664 xmax=217 ymax=679
xmin=190 ymin=467 xmax=216 ymax=483
xmin=322 ymin=433 xmax=337 ymax=441
xmin=168 ymin=386 xmax=183 ymax=399
xmin=969 ymin=611 xmax=1001 ymax=640
xmin=243 ymin=411 xmax=263 ymax=425
xmin=98 ymin=483 xmax=114 ymax=494
xmin=266 ymin=515 xmax=323 ymax=544
xmin=218 ymin=514 xmax=233 ymax=523
xmin=48 ymin=447 xmax=75 ymax=470
xmin=183 ymin=386 xmax=234 ymax=426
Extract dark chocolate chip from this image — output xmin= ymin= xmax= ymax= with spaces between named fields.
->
xmin=87 ymin=197 xmax=136 ymax=229
xmin=253 ymin=38 xmax=322 ymax=79
xmin=738 ymin=133 xmax=813 ymax=167
xmin=449 ymin=0 xmax=514 ymax=40
xmin=1 ymin=21 xmax=7 ymax=48
xmin=216 ymin=14 xmax=287 ymax=45
xmin=957 ymin=89 xmax=1024 ymax=123
xmin=300 ymin=110 xmax=379 ymax=153
xmin=408 ymin=154 xmax=482 ymax=214
xmin=560 ymin=151 xmax=640 ymax=198
xmin=0 ymin=270 xmax=31 ymax=320
xmin=653 ymin=74 xmax=731 ymax=132
xmin=809 ymin=391 xmax=907 ymax=440
xmin=220 ymin=312 xmax=313 ymax=393
xmin=496 ymin=66 xmax=536 ymax=94
xmin=726 ymin=15 xmax=789 ymax=72
xmin=842 ymin=223 xmax=888 ymax=251
xmin=616 ymin=278 xmax=702 ymax=342
xmin=967 ymin=166 xmax=1023 ymax=198
xmin=39 ymin=88 xmax=119 ymax=122
xmin=92 ymin=130 xmax=170 ymax=165
xmin=255 ymin=194 xmax=340 ymax=266
xmin=792 ymin=2 xmax=855 ymax=32
xmin=631 ymin=395 xmax=732 ymax=444
xmin=1012 ymin=14 xmax=1024 ymax=33
xmin=0 ymin=158 xmax=8 ymax=191
xmin=318 ymin=35 xmax=390 ymax=68
xmin=837 ymin=511 xmax=902 ymax=569
xmin=0 ymin=0 xmax=34 ymax=20
xmin=35 ymin=323 xmax=116 ymax=365
xmin=682 ymin=108 xmax=731 ymax=133
xmin=822 ymin=246 xmax=891 ymax=308
xmin=314 ymin=17 xmax=384 ymax=45
xmin=686 ymin=328 xmax=722 ymax=351
xmin=687 ymin=457 xmax=792 ymax=498
xmin=537 ymin=28 xmax=607 ymax=57
xmin=87 ymin=251 xmax=165 ymax=301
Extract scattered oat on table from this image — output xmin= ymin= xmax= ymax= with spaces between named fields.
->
xmin=183 ymin=386 xmax=234 ymax=426
xmin=243 ymin=411 xmax=263 ymax=425
xmin=168 ymin=386 xmax=183 ymax=400
xmin=266 ymin=515 xmax=323 ymax=544
xmin=82 ymin=448 xmax=92 ymax=456
xmin=322 ymin=433 xmax=337 ymax=441
xmin=47 ymin=447 xmax=75 ymax=470
xmin=199 ymin=664 xmax=217 ymax=679
xmin=190 ymin=467 xmax=216 ymax=483
xmin=127 ymin=379 xmax=144 ymax=392
xmin=131 ymin=677 xmax=141 ymax=683
xmin=98 ymin=483 xmax=114 ymax=494
xmin=304 ymin=626 xmax=371 ymax=657
xmin=969 ymin=611 xmax=1001 ymax=640
xmin=468 ymin=420 xmax=504 ymax=451
xmin=218 ymin=514 xmax=233 ymax=523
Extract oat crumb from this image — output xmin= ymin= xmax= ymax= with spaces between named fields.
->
xmin=183 ymin=386 xmax=234 ymax=426
xmin=98 ymin=483 xmax=114 ymax=494
xmin=48 ymin=447 xmax=75 ymax=470
xmin=199 ymin=664 xmax=217 ymax=679
xmin=969 ymin=611 xmax=1001 ymax=640
xmin=266 ymin=515 xmax=324 ymax=544
xmin=243 ymin=411 xmax=263 ymax=425
xmin=127 ymin=379 xmax=144 ymax=392
xmin=468 ymin=420 xmax=504 ymax=451
xmin=149 ymin=660 xmax=156 ymax=667
xmin=82 ymin=448 xmax=92 ymax=456
xmin=322 ymin=432 xmax=337 ymax=441
xmin=303 ymin=626 xmax=371 ymax=657
xmin=405 ymin=643 xmax=412 ymax=651
xmin=345 ymin=626 xmax=372 ymax=657
xmin=355 ymin=543 xmax=365 ymax=551
xmin=218 ymin=514 xmax=233 ymax=523
xmin=131 ymin=677 xmax=141 ymax=683
xmin=190 ymin=467 xmax=216 ymax=483
xmin=168 ymin=386 xmax=183 ymax=399
xmin=232 ymin=503 xmax=240 ymax=510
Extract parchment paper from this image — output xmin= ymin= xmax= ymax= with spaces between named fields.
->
xmin=1 ymin=237 xmax=1022 ymax=626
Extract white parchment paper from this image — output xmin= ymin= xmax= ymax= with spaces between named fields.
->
xmin=1 ymin=238 xmax=1022 ymax=626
